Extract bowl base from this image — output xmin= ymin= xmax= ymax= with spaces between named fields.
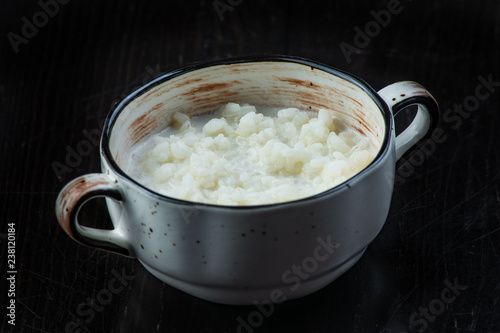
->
xmin=139 ymin=249 xmax=366 ymax=305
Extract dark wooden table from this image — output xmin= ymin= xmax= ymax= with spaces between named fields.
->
xmin=1 ymin=1 xmax=499 ymax=332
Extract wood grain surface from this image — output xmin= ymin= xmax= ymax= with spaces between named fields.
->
xmin=0 ymin=0 xmax=499 ymax=332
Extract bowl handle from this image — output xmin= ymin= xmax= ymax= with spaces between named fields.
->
xmin=378 ymin=81 xmax=440 ymax=162
xmin=55 ymin=173 xmax=133 ymax=257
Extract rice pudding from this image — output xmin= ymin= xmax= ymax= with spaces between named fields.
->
xmin=126 ymin=103 xmax=377 ymax=205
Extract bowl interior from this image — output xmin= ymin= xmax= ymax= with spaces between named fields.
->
xmin=107 ymin=60 xmax=386 ymax=177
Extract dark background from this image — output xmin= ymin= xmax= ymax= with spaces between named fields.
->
xmin=0 ymin=0 xmax=499 ymax=332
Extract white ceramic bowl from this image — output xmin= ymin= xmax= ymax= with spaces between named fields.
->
xmin=55 ymin=56 xmax=439 ymax=305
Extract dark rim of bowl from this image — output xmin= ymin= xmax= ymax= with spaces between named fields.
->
xmin=101 ymin=55 xmax=393 ymax=210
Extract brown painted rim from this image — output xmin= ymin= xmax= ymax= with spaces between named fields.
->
xmin=102 ymin=55 xmax=393 ymax=209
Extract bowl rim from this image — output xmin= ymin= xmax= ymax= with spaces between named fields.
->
xmin=101 ymin=55 xmax=393 ymax=209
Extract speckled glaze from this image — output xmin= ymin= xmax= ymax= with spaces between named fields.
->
xmin=55 ymin=56 xmax=439 ymax=305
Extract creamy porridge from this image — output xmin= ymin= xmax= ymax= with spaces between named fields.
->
xmin=126 ymin=103 xmax=377 ymax=205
